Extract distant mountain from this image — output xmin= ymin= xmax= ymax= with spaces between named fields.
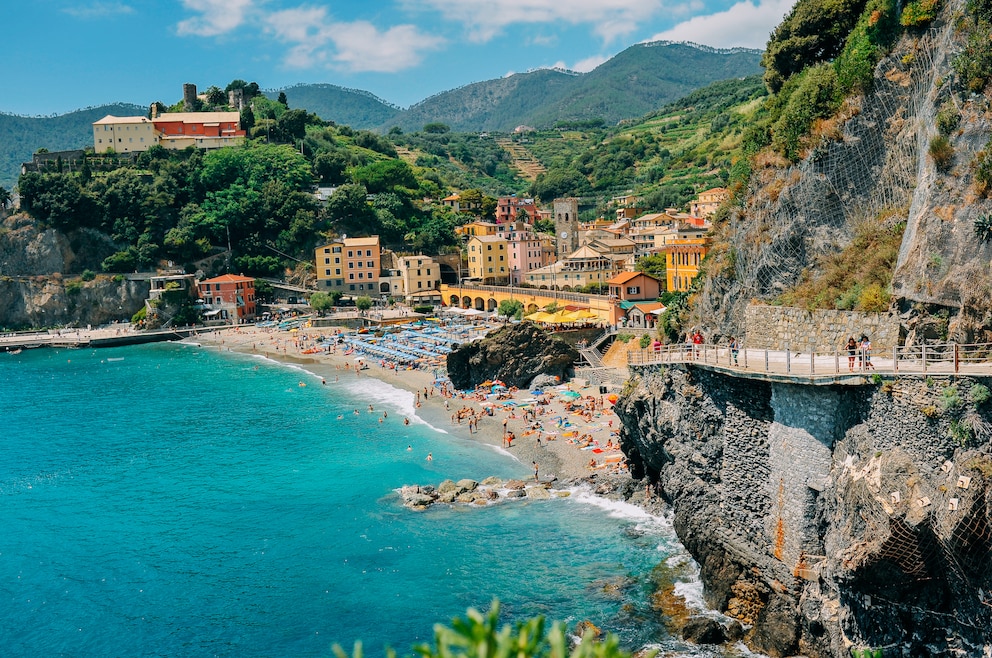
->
xmin=264 ymin=83 xmax=401 ymax=128
xmin=0 ymin=103 xmax=145 ymax=189
xmin=381 ymin=41 xmax=763 ymax=133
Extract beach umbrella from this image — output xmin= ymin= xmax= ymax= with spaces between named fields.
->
xmin=607 ymin=394 xmax=619 ymax=403
xmin=561 ymin=390 xmax=581 ymax=399
xmin=571 ymin=309 xmax=599 ymax=320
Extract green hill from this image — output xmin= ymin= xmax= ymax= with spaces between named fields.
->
xmin=264 ymin=83 xmax=401 ymax=128
xmin=0 ymin=103 xmax=146 ymax=189
xmin=381 ymin=42 xmax=762 ymax=133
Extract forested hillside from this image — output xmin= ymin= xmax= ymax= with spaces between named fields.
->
xmin=382 ymin=42 xmax=762 ymax=132
xmin=0 ymin=103 xmax=145 ymax=189
xmin=264 ymin=83 xmax=400 ymax=128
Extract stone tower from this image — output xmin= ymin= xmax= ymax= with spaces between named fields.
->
xmin=183 ymin=83 xmax=198 ymax=109
xmin=553 ymin=197 xmax=579 ymax=259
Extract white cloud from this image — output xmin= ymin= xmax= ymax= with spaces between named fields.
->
xmin=62 ymin=2 xmax=135 ymax=18
xmin=177 ymin=0 xmax=253 ymax=37
xmin=644 ymin=0 xmax=793 ymax=49
xmin=571 ymin=54 xmax=608 ymax=72
xmin=264 ymin=7 xmax=444 ymax=73
xmin=408 ymin=0 xmax=664 ymax=43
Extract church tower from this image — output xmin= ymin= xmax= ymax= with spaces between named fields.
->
xmin=553 ymin=197 xmax=579 ymax=260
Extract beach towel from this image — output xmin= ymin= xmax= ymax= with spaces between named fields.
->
xmin=592 ymin=448 xmax=603 ymax=453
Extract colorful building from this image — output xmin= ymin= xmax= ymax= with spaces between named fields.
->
xmin=467 ymin=234 xmax=508 ymax=284
xmin=690 ymin=187 xmax=729 ymax=218
xmin=197 ymin=274 xmax=256 ymax=323
xmin=92 ymin=111 xmax=246 ymax=154
xmin=495 ymin=196 xmax=539 ymax=224
xmin=662 ymin=237 xmax=712 ymax=292
xmin=314 ymin=236 xmax=382 ymax=294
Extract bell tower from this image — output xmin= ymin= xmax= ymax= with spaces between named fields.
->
xmin=553 ymin=197 xmax=579 ymax=259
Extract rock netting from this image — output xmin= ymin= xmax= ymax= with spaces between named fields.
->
xmin=616 ymin=363 xmax=992 ymax=658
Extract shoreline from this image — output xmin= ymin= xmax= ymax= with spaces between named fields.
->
xmin=193 ymin=324 xmax=642 ymax=489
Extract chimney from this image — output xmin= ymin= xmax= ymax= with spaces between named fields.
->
xmin=150 ymin=103 xmax=158 ymax=120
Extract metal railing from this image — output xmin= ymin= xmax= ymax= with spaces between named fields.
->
xmin=628 ymin=341 xmax=992 ymax=377
xmin=451 ymin=283 xmax=608 ymax=305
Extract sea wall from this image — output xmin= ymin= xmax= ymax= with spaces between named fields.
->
xmin=743 ymin=305 xmax=900 ymax=352
xmin=615 ymin=364 xmax=992 ymax=657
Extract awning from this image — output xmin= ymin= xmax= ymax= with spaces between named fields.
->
xmin=203 ymin=310 xmax=221 ymax=317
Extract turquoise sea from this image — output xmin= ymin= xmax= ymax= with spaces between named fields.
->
xmin=0 ymin=342 xmax=738 ymax=657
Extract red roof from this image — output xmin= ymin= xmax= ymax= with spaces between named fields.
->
xmin=201 ymin=274 xmax=255 ymax=284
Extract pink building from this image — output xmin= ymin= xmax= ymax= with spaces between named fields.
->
xmin=504 ymin=224 xmax=549 ymax=284
xmin=495 ymin=197 xmax=539 ymax=225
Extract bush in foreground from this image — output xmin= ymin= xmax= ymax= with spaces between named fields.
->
xmin=332 ymin=601 xmax=643 ymax=658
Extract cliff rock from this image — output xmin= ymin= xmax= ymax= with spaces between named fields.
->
xmin=616 ymin=364 xmax=992 ymax=657
xmin=446 ymin=323 xmax=579 ymax=390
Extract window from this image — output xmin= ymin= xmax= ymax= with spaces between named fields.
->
xmin=367 ymin=261 xmax=373 ymax=268
xmin=356 ymin=261 xmax=363 ymax=268
xmin=324 ymin=269 xmax=331 ymax=276
xmin=334 ymin=257 xmax=340 ymax=264
xmin=335 ymin=268 xmax=341 ymax=275
xmin=366 ymin=250 xmax=371 ymax=256
xmin=349 ymin=273 xmax=354 ymax=280
xmin=350 ymin=284 xmax=356 ymax=291
xmin=348 ymin=262 xmax=354 ymax=269
xmin=347 ymin=250 xmax=353 ymax=257
xmin=332 ymin=246 xmax=341 ymax=253
xmin=324 ymin=258 xmax=330 ymax=265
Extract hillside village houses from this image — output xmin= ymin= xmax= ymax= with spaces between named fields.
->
xmin=197 ymin=274 xmax=257 ymax=323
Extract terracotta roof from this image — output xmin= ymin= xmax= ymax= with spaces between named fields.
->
xmin=201 ymin=273 xmax=254 ymax=283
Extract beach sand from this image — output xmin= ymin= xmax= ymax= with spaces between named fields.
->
xmin=193 ymin=324 xmax=631 ymax=485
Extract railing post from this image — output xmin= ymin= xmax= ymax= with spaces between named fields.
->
xmin=764 ymin=349 xmax=769 ymax=372
xmin=834 ymin=350 xmax=839 ymax=374
xmin=810 ymin=347 xmax=815 ymax=375
xmin=743 ymin=346 xmax=748 ymax=370
xmin=922 ymin=344 xmax=927 ymax=373
xmin=786 ymin=343 xmax=791 ymax=374
xmin=893 ymin=345 xmax=898 ymax=374
xmin=954 ymin=343 xmax=960 ymax=373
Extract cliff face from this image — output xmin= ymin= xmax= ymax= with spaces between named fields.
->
xmin=616 ymin=365 xmax=992 ymax=657
xmin=696 ymin=0 xmax=992 ymax=342
xmin=446 ymin=323 xmax=579 ymax=390
xmin=0 ymin=213 xmax=146 ymax=329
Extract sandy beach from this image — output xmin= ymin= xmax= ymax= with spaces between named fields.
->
xmin=193 ymin=322 xmax=631 ymax=485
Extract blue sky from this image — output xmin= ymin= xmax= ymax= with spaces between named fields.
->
xmin=2 ymin=0 xmax=795 ymax=116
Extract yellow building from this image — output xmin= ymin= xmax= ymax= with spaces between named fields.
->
xmin=662 ymin=237 xmax=711 ymax=292
xmin=315 ymin=236 xmax=382 ymax=294
xmin=467 ymin=235 xmax=508 ymax=284
xmin=690 ymin=187 xmax=729 ymax=218
xmin=92 ymin=116 xmax=159 ymax=153
xmin=455 ymin=221 xmax=500 ymax=238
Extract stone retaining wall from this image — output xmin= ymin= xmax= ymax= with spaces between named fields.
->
xmin=743 ymin=304 xmax=900 ymax=352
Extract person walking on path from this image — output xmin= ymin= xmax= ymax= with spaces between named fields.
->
xmin=728 ymin=336 xmax=740 ymax=366
xmin=846 ymin=337 xmax=858 ymax=372
xmin=533 ymin=461 xmax=539 ymax=482
xmin=692 ymin=329 xmax=704 ymax=359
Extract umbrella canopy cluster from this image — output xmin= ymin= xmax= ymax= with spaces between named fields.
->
xmin=524 ymin=309 xmax=601 ymax=324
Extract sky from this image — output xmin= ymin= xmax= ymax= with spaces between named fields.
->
xmin=1 ymin=0 xmax=796 ymax=116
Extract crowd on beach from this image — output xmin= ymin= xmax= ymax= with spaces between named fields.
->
xmin=198 ymin=318 xmax=629 ymax=480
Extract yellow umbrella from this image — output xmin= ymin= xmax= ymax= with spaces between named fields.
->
xmin=570 ymin=309 xmax=600 ymax=320
xmin=526 ymin=311 xmax=554 ymax=322
xmin=546 ymin=310 xmax=576 ymax=323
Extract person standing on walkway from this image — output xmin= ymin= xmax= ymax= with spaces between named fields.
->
xmin=846 ymin=337 xmax=857 ymax=372
xmin=533 ymin=461 xmax=539 ymax=482
xmin=692 ymin=329 xmax=704 ymax=359
xmin=860 ymin=335 xmax=874 ymax=370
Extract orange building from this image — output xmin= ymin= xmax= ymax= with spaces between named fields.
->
xmin=662 ymin=237 xmax=711 ymax=292
xmin=197 ymin=274 xmax=256 ymax=323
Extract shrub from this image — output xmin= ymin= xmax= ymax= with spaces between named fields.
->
xmin=929 ymin=135 xmax=954 ymax=172
xmin=973 ymin=146 xmax=992 ymax=196
xmin=81 ymin=269 xmax=96 ymax=281
xmin=953 ymin=21 xmax=992 ymax=93
xmin=616 ymin=333 xmax=634 ymax=343
xmin=941 ymin=384 xmax=962 ymax=410
xmin=970 ymin=383 xmax=991 ymax=405
xmin=975 ymin=214 xmax=992 ymax=241
xmin=65 ymin=280 xmax=82 ymax=295
xmin=414 ymin=305 xmax=434 ymax=315
xmin=834 ymin=0 xmax=900 ymax=95
xmin=857 ymin=282 xmax=890 ymax=311
xmin=639 ymin=334 xmax=652 ymax=349
xmin=901 ymin=0 xmax=940 ymax=26
xmin=936 ymin=103 xmax=960 ymax=136
xmin=770 ymin=64 xmax=840 ymax=159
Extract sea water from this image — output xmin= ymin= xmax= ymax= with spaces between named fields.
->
xmin=0 ymin=343 xmax=744 ymax=657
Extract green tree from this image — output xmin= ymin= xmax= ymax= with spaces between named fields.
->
xmin=277 ymin=91 xmax=289 ymax=107
xmin=351 ymin=160 xmax=417 ymax=195
xmin=240 ymin=107 xmax=255 ymax=133
xmin=205 ymin=86 xmax=226 ymax=106
xmin=498 ymin=299 xmax=523 ymax=320
xmin=355 ymin=295 xmax=373 ymax=312
xmin=423 ymin=122 xmax=451 ymax=134
xmin=0 ymin=186 xmax=10 ymax=210
xmin=309 ymin=291 xmax=334 ymax=314
xmin=636 ymin=253 xmax=667 ymax=281
xmin=325 ymin=183 xmax=377 ymax=236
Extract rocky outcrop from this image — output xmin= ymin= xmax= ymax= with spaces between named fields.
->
xmin=398 ymin=477 xmax=567 ymax=510
xmin=0 ymin=213 xmax=145 ymax=329
xmin=615 ymin=364 xmax=992 ymax=657
xmin=446 ymin=323 xmax=579 ymax=390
